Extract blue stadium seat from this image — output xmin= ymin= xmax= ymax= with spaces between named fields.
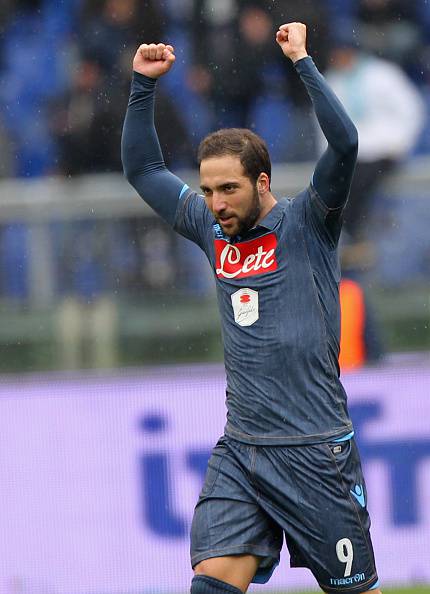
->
xmin=251 ymin=95 xmax=292 ymax=163
xmin=325 ymin=0 xmax=357 ymax=23
xmin=0 ymin=7 xmax=73 ymax=177
xmin=160 ymin=26 xmax=213 ymax=145
xmin=0 ymin=224 xmax=29 ymax=301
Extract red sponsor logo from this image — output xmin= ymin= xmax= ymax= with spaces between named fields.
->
xmin=215 ymin=233 xmax=278 ymax=279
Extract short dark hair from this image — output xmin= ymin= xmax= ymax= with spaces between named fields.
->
xmin=197 ymin=128 xmax=271 ymax=186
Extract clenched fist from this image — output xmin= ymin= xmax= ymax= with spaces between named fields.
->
xmin=133 ymin=43 xmax=176 ymax=79
xmin=276 ymin=22 xmax=308 ymax=63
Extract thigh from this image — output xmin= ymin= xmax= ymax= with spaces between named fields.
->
xmin=194 ymin=555 xmax=260 ymax=592
xmin=190 ymin=437 xmax=283 ymax=585
xmin=256 ymin=439 xmax=379 ymax=593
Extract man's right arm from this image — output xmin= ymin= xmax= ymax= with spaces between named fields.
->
xmin=122 ymin=43 xmax=212 ymax=249
xmin=121 ymin=69 xmax=187 ymax=227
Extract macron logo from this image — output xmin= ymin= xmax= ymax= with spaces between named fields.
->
xmin=350 ymin=484 xmax=366 ymax=508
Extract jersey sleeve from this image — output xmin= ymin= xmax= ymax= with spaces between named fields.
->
xmin=122 ymin=72 xmax=189 ymax=227
xmin=173 ymin=187 xmax=214 ymax=250
xmin=121 ymin=72 xmax=214 ymax=251
xmin=294 ymin=57 xmax=358 ymax=212
xmin=295 ymin=185 xmax=344 ymax=249
xmin=307 ymin=183 xmax=344 ymax=247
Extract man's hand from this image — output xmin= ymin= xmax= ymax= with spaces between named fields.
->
xmin=132 ymin=43 xmax=175 ymax=79
xmin=276 ymin=22 xmax=308 ymax=63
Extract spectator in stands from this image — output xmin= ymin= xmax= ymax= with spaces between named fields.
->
xmin=58 ymin=0 xmax=193 ymax=171
xmin=268 ymin=0 xmax=332 ymax=160
xmin=339 ymin=274 xmax=383 ymax=372
xmin=79 ymin=0 xmax=164 ymax=84
xmin=50 ymin=0 xmax=192 ymax=175
xmin=0 ymin=10 xmax=13 ymax=177
xmin=189 ymin=1 xmax=276 ymax=129
xmin=50 ymin=53 xmax=125 ymax=175
xmin=0 ymin=115 xmax=14 ymax=178
xmin=0 ymin=0 xmax=70 ymax=177
xmin=55 ymin=220 xmax=118 ymax=370
xmin=357 ymin=0 xmax=424 ymax=75
xmin=339 ymin=248 xmax=384 ymax=372
xmin=323 ymin=40 xmax=426 ymax=242
xmin=0 ymin=0 xmax=13 ymax=45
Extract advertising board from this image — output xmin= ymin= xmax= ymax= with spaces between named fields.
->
xmin=0 ymin=362 xmax=429 ymax=593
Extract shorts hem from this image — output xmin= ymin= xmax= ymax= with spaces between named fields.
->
xmin=224 ymin=422 xmax=354 ymax=446
xmin=191 ymin=545 xmax=279 ymax=571
xmin=319 ymin=574 xmax=379 ymax=593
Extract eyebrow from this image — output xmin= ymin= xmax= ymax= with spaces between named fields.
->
xmin=200 ymin=181 xmax=240 ymax=191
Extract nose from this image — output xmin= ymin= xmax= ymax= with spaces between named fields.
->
xmin=212 ymin=193 xmax=228 ymax=215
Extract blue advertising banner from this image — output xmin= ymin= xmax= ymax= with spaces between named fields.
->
xmin=0 ymin=360 xmax=429 ymax=593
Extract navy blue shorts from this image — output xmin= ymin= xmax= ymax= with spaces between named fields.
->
xmin=190 ymin=435 xmax=379 ymax=593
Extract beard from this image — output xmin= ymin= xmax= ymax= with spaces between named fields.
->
xmin=218 ymin=185 xmax=261 ymax=237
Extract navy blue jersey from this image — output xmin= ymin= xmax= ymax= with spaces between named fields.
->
xmin=122 ymin=57 xmax=359 ymax=445
xmin=173 ymin=184 xmax=352 ymax=444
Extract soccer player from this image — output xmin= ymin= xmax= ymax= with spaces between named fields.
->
xmin=122 ymin=22 xmax=382 ymax=594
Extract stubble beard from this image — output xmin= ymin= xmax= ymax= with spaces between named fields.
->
xmin=221 ymin=186 xmax=261 ymax=237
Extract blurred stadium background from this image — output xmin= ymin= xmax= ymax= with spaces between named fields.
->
xmin=0 ymin=1 xmax=429 ymax=593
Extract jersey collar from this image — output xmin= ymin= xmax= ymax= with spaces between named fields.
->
xmin=254 ymin=200 xmax=283 ymax=231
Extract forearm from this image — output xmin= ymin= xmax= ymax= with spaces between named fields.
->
xmin=295 ymin=57 xmax=357 ymax=154
xmin=121 ymin=72 xmax=185 ymax=225
xmin=294 ymin=57 xmax=358 ymax=208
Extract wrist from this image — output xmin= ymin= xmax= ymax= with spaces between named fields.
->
xmin=133 ymin=69 xmax=158 ymax=79
xmin=132 ymin=71 xmax=158 ymax=92
xmin=133 ymin=70 xmax=157 ymax=83
xmin=289 ymin=50 xmax=308 ymax=64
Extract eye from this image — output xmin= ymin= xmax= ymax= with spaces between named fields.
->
xmin=224 ymin=185 xmax=236 ymax=193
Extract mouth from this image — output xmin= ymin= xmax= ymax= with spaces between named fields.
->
xmin=218 ymin=215 xmax=236 ymax=226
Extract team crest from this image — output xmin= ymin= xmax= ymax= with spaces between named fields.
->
xmin=231 ymin=288 xmax=259 ymax=327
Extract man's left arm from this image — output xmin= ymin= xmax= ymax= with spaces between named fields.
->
xmin=277 ymin=24 xmax=358 ymax=217
xmin=294 ymin=57 xmax=358 ymax=211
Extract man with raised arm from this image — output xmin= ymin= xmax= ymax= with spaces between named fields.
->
xmin=122 ymin=22 xmax=382 ymax=594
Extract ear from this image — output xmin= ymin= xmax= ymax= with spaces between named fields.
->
xmin=257 ymin=173 xmax=270 ymax=193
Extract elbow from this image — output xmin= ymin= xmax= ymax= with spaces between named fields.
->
xmin=345 ymin=124 xmax=359 ymax=156
xmin=121 ymin=142 xmax=136 ymax=184
xmin=329 ymin=122 xmax=358 ymax=158
xmin=122 ymin=166 xmax=139 ymax=190
xmin=121 ymin=144 xmax=142 ymax=187
xmin=122 ymin=160 xmax=136 ymax=185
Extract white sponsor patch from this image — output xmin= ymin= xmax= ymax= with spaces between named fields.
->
xmin=231 ymin=288 xmax=259 ymax=327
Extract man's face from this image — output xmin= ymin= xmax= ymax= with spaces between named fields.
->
xmin=200 ymin=155 xmax=261 ymax=237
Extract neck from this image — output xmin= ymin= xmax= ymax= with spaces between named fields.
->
xmin=256 ymin=192 xmax=277 ymax=224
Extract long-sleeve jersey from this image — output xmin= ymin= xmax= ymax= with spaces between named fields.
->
xmin=122 ymin=57 xmax=359 ymax=445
